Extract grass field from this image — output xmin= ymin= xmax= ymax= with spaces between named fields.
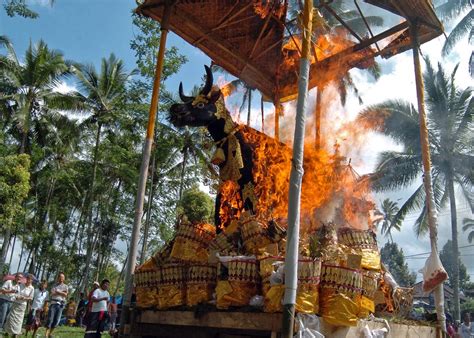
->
xmin=22 ymin=326 xmax=111 ymax=337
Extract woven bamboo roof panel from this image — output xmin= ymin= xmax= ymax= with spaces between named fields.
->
xmin=138 ymin=0 xmax=287 ymax=101
xmin=137 ymin=0 xmax=443 ymax=102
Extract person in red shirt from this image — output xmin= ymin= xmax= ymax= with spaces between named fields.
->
xmin=83 ymin=282 xmax=99 ymax=328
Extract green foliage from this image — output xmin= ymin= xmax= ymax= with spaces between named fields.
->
xmin=130 ymin=13 xmax=187 ymax=80
xmin=440 ymin=240 xmax=470 ymax=290
xmin=375 ymin=198 xmax=402 ymax=240
xmin=3 ymin=0 xmax=39 ymax=18
xmin=177 ymin=186 xmax=214 ymax=224
xmin=358 ymin=59 xmax=473 ymax=236
xmin=0 ymin=154 xmax=30 ymax=227
xmin=435 ymin=0 xmax=473 ymax=56
xmin=462 ymin=217 xmax=474 ymax=243
xmin=461 ymin=298 xmax=474 ymax=313
xmin=380 ymin=242 xmax=416 ymax=287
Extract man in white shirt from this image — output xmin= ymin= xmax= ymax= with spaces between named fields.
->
xmin=25 ymin=279 xmax=49 ymax=337
xmin=84 ymin=279 xmax=110 ymax=338
xmin=45 ymin=273 xmax=68 ymax=338
xmin=0 ymin=273 xmax=21 ymax=331
xmin=4 ymin=274 xmax=34 ymax=336
xmin=460 ymin=312 xmax=474 ymax=338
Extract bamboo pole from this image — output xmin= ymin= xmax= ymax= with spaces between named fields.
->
xmin=314 ymin=86 xmax=322 ymax=149
xmin=281 ymin=1 xmax=313 ymax=337
xmin=119 ymin=1 xmax=174 ymax=336
xmin=410 ymin=22 xmax=446 ymax=333
xmin=274 ymin=99 xmax=281 ymax=141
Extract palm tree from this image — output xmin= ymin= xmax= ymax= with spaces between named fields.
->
xmin=357 ymin=59 xmax=473 ymax=321
xmin=462 ymin=217 xmax=474 ymax=243
xmin=375 ymin=199 xmax=402 ymax=241
xmin=210 ymin=64 xmax=256 ymax=125
xmin=435 ymin=0 xmax=473 ymax=56
xmin=0 ymin=36 xmax=81 ymax=153
xmin=288 ymin=1 xmax=384 ymax=147
xmin=72 ymin=54 xmax=136 ymax=291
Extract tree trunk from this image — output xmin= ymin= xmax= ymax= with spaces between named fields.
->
xmin=447 ymin=175 xmax=460 ymax=321
xmin=16 ymin=237 xmax=24 ymax=272
xmin=140 ymin=152 xmax=157 ymax=265
xmin=178 ymin=149 xmax=188 ymax=202
xmin=24 ymin=249 xmax=32 ymax=273
xmin=0 ymin=228 xmax=11 ymax=276
xmin=81 ymin=122 xmax=102 ymax=291
xmin=7 ymin=234 xmax=16 ymax=272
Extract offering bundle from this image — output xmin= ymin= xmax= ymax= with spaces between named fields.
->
xmin=216 ymin=256 xmax=260 ymax=309
xmin=170 ymin=221 xmax=215 ymax=263
xmin=157 ymin=263 xmax=187 ymax=309
xmin=295 ymin=258 xmax=321 ymax=314
xmin=338 ymin=228 xmax=380 ymax=270
xmin=320 ymin=265 xmax=363 ymax=327
xmin=134 ymin=258 xmax=160 ymax=309
xmin=186 ymin=264 xmax=217 ymax=306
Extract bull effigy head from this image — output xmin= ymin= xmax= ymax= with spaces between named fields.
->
xmin=169 ymin=65 xmax=222 ymax=128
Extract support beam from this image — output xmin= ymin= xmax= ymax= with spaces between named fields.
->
xmin=410 ymin=21 xmax=446 ymax=333
xmin=281 ymin=0 xmax=313 ymax=337
xmin=119 ymin=1 xmax=174 ymax=336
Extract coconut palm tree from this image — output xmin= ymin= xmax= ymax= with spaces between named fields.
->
xmin=375 ymin=199 xmax=402 ymax=241
xmin=72 ymin=54 xmax=136 ymax=291
xmin=435 ymin=0 xmax=473 ymax=56
xmin=462 ymin=217 xmax=474 ymax=243
xmin=0 ymin=36 xmax=82 ymax=153
xmin=357 ymin=59 xmax=473 ymax=321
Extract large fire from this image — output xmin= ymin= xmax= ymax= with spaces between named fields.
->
xmin=215 ymin=23 xmax=379 ymax=236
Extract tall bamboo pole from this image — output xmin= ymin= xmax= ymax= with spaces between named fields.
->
xmin=119 ymin=2 xmax=174 ymax=336
xmin=281 ymin=1 xmax=313 ymax=337
xmin=410 ymin=22 xmax=446 ymax=333
xmin=274 ymin=100 xmax=281 ymax=141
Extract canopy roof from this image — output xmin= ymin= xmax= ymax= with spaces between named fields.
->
xmin=137 ymin=0 xmax=443 ymax=102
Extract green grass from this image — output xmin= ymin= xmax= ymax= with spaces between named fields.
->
xmin=25 ymin=326 xmax=112 ymax=337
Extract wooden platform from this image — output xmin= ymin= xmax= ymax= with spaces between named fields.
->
xmin=130 ymin=309 xmax=440 ymax=338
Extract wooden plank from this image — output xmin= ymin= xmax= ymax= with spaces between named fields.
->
xmin=137 ymin=310 xmax=282 ymax=332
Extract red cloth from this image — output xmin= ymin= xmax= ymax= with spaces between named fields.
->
xmin=87 ymin=291 xmax=94 ymax=311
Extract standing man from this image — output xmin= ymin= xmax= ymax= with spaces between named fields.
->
xmin=84 ymin=279 xmax=110 ymax=338
xmin=460 ymin=312 xmax=474 ymax=338
xmin=45 ymin=272 xmax=68 ymax=338
xmin=4 ymin=274 xmax=34 ymax=337
xmin=25 ymin=280 xmax=49 ymax=337
xmin=0 ymin=273 xmax=22 ymax=332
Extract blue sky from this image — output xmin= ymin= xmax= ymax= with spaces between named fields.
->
xmin=0 ymin=0 xmax=210 ymax=91
xmin=2 ymin=1 xmax=473 ymax=280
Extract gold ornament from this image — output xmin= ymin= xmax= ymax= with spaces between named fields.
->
xmin=211 ymin=147 xmax=225 ymax=165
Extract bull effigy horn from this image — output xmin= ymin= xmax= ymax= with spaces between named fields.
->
xmin=179 ymin=82 xmax=193 ymax=102
xmin=201 ymin=65 xmax=213 ymax=96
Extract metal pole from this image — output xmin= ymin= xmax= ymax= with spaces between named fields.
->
xmin=410 ymin=22 xmax=446 ymax=333
xmin=119 ymin=2 xmax=174 ymax=336
xmin=281 ymin=1 xmax=313 ymax=337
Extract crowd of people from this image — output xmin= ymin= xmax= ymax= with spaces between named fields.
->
xmin=0 ymin=272 xmax=118 ymax=338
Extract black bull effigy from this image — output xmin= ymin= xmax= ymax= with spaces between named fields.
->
xmin=169 ymin=66 xmax=366 ymax=235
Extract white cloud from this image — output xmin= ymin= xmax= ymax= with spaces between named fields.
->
xmin=27 ymin=0 xmax=50 ymax=7
xmin=54 ymin=81 xmax=77 ymax=94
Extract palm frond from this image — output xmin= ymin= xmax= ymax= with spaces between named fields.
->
xmin=442 ymin=9 xmax=473 ymax=56
xmin=436 ymin=0 xmax=472 ymax=21
xmin=357 ymin=100 xmax=421 ymax=152
xmin=371 ymin=151 xmax=422 ymax=191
